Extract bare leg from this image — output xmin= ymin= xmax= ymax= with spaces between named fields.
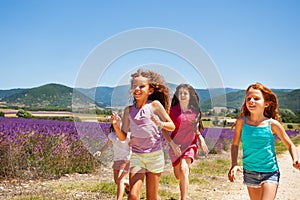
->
xmin=261 ymin=182 xmax=278 ymax=200
xmin=145 ymin=171 xmax=161 ymax=200
xmin=128 ymin=168 xmax=145 ymax=200
xmin=173 ymin=158 xmax=192 ymax=200
xmin=247 ymin=187 xmax=262 ymax=200
xmin=113 ymin=169 xmax=128 ymax=200
xmin=247 ymin=182 xmax=278 ymax=200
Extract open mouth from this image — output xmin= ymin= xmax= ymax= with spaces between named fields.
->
xmin=134 ymin=91 xmax=142 ymax=98
xmin=248 ymin=104 xmax=256 ymax=109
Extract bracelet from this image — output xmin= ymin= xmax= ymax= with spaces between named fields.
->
xmin=160 ymin=121 xmax=165 ymax=128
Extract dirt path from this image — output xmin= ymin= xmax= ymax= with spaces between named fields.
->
xmin=224 ymin=146 xmax=300 ymax=200
xmin=1 ymin=147 xmax=299 ymax=200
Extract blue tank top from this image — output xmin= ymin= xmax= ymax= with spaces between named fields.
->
xmin=241 ymin=117 xmax=278 ymax=172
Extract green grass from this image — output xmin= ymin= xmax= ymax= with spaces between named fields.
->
xmin=275 ymin=134 xmax=300 ymax=155
xmin=160 ymin=173 xmax=178 ymax=185
xmin=48 ymin=180 xmax=116 ymax=195
xmin=192 ymin=158 xmax=230 ymax=176
xmin=158 ymin=157 xmax=232 ymax=199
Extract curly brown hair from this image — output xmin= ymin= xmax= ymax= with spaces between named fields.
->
xmin=240 ymin=82 xmax=281 ymax=121
xmin=130 ymin=69 xmax=171 ymax=113
xmin=171 ymin=83 xmax=204 ymax=132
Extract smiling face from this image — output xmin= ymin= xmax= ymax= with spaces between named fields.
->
xmin=131 ymin=76 xmax=153 ymax=102
xmin=245 ymin=87 xmax=269 ymax=114
xmin=178 ymin=87 xmax=190 ymax=106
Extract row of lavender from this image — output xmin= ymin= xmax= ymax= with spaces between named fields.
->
xmin=0 ymin=117 xmax=299 ymax=179
xmin=201 ymin=127 xmax=299 ymax=154
xmin=0 ymin=117 xmax=111 ymax=179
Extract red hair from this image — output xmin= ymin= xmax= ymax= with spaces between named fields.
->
xmin=240 ymin=83 xmax=281 ymax=121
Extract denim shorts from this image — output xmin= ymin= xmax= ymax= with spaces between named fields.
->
xmin=243 ymin=169 xmax=280 ymax=188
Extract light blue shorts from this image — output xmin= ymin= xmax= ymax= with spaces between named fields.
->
xmin=130 ymin=150 xmax=164 ymax=174
xmin=243 ymin=169 xmax=280 ymax=188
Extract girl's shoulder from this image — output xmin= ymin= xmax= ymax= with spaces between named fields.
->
xmin=231 ymin=116 xmax=244 ymax=132
xmin=236 ymin=116 xmax=245 ymax=124
xmin=125 ymin=105 xmax=133 ymax=110
xmin=124 ymin=105 xmax=133 ymax=114
xmin=150 ymin=100 xmax=161 ymax=106
xmin=170 ymin=104 xmax=180 ymax=110
xmin=270 ymin=119 xmax=283 ymax=129
xmin=150 ymin=100 xmax=163 ymax=109
xmin=170 ymin=104 xmax=180 ymax=114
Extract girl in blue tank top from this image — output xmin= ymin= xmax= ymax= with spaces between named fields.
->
xmin=228 ymin=83 xmax=300 ymax=200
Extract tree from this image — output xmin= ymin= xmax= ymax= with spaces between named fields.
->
xmin=16 ymin=109 xmax=32 ymax=118
xmin=287 ymin=124 xmax=293 ymax=130
xmin=223 ymin=120 xmax=227 ymax=127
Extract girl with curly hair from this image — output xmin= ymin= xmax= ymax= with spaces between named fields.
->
xmin=110 ymin=69 xmax=175 ymax=200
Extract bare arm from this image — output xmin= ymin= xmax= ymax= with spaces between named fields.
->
xmin=100 ymin=139 xmax=112 ymax=153
xmin=272 ymin=120 xmax=300 ymax=170
xmin=230 ymin=117 xmax=243 ymax=166
xmin=93 ymin=138 xmax=112 ymax=157
xmin=151 ymin=100 xmax=181 ymax=156
xmin=196 ymin=131 xmax=209 ymax=155
xmin=111 ymin=107 xmax=130 ymax=141
xmin=151 ymin=100 xmax=175 ymax=132
xmin=228 ymin=117 xmax=243 ymax=182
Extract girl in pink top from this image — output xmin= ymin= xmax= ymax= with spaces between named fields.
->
xmin=110 ymin=69 xmax=175 ymax=200
xmin=169 ymin=84 xmax=208 ymax=200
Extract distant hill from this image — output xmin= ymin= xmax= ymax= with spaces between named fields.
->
xmin=1 ymin=83 xmax=96 ymax=110
xmin=201 ymin=89 xmax=300 ymax=113
xmin=276 ymin=89 xmax=300 ymax=112
xmin=0 ymin=88 xmax=24 ymax=100
xmin=77 ymin=84 xmax=240 ymax=108
xmin=0 ymin=83 xmax=299 ymax=114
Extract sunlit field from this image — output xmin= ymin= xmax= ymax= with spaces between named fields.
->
xmin=0 ymin=116 xmax=299 ymax=199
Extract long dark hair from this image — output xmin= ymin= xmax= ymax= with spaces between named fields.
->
xmin=171 ymin=83 xmax=204 ymax=132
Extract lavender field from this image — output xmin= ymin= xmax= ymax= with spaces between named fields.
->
xmin=0 ymin=117 xmax=111 ymax=180
xmin=0 ymin=117 xmax=299 ymax=180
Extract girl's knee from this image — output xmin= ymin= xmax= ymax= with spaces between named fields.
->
xmin=128 ymin=193 xmax=139 ymax=200
xmin=179 ymin=165 xmax=190 ymax=175
xmin=114 ymin=177 xmax=125 ymax=185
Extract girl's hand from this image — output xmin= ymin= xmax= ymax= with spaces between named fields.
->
xmin=150 ymin=114 xmax=163 ymax=129
xmin=199 ymin=140 xmax=209 ymax=156
xmin=293 ymin=160 xmax=300 ymax=170
xmin=197 ymin=133 xmax=209 ymax=156
xmin=110 ymin=112 xmax=121 ymax=126
xmin=93 ymin=151 xmax=101 ymax=158
xmin=169 ymin=140 xmax=181 ymax=157
xmin=228 ymin=165 xmax=243 ymax=182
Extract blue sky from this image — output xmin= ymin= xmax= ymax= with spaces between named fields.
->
xmin=1 ymin=1 xmax=299 ymax=90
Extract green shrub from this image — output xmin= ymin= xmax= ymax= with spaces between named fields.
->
xmin=16 ymin=109 xmax=32 ymax=118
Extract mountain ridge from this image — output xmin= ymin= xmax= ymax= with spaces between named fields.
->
xmin=0 ymin=83 xmax=299 ymax=113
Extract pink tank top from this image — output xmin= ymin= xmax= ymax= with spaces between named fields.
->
xmin=129 ymin=101 xmax=162 ymax=154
